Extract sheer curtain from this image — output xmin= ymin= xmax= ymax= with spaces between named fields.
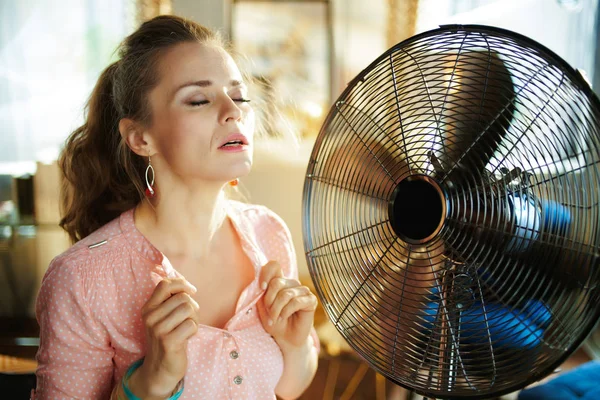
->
xmin=416 ymin=0 xmax=599 ymax=87
xmin=0 ymin=0 xmax=135 ymax=175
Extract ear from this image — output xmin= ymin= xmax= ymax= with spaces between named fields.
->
xmin=119 ymin=118 xmax=157 ymax=157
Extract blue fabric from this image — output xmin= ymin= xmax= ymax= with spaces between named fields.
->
xmin=518 ymin=361 xmax=600 ymax=400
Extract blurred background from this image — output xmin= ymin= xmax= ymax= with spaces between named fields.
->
xmin=0 ymin=0 xmax=598 ymax=398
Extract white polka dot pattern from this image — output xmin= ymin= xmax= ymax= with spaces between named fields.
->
xmin=34 ymin=200 xmax=320 ymax=399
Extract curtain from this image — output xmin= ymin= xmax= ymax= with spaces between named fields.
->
xmin=387 ymin=0 xmax=419 ymax=48
xmin=0 ymin=0 xmax=134 ymax=174
xmin=416 ymin=0 xmax=599 ymax=87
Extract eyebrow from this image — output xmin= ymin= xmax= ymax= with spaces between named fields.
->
xmin=174 ymin=79 xmax=245 ymax=94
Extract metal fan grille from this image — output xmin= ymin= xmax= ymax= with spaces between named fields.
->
xmin=303 ymin=25 xmax=600 ymax=399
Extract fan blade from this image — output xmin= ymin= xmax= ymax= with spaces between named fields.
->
xmin=436 ymin=50 xmax=516 ymax=185
xmin=315 ymin=100 xmax=409 ymax=196
xmin=334 ymin=241 xmax=448 ymax=380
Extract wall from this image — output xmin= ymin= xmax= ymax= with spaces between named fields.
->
xmin=241 ymin=140 xmax=316 ymax=282
xmin=172 ymin=0 xmax=231 ymax=36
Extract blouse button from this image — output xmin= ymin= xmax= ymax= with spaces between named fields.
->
xmin=230 ymin=350 xmax=239 ymax=359
xmin=233 ymin=375 xmax=243 ymax=385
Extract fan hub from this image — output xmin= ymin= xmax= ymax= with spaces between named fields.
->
xmin=389 ymin=175 xmax=446 ymax=244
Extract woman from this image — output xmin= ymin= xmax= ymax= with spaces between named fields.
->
xmin=34 ymin=15 xmax=319 ymax=400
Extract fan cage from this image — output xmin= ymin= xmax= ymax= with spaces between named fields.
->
xmin=303 ymin=25 xmax=600 ymax=399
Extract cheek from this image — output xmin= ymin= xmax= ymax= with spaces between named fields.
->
xmin=158 ymin=131 xmax=207 ymax=165
xmin=156 ymin=119 xmax=214 ymax=170
xmin=157 ymin=110 xmax=207 ymax=147
xmin=244 ymin=109 xmax=256 ymax=136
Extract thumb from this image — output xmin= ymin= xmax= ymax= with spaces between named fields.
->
xmin=259 ymin=260 xmax=284 ymax=290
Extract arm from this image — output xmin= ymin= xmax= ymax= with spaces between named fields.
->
xmin=110 ymin=381 xmax=126 ymax=400
xmin=258 ymin=261 xmax=321 ymax=400
xmin=35 ymin=257 xmax=114 ymax=399
xmin=275 ymin=331 xmax=320 ymax=400
xmin=109 ymin=364 xmax=181 ymax=400
xmin=258 ymin=209 xmax=321 ymax=399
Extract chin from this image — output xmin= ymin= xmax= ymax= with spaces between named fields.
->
xmin=228 ymin=163 xmax=253 ymax=180
xmin=239 ymin=159 xmax=253 ymax=173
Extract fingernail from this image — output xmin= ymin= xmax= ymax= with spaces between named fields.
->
xmin=268 ymin=319 xmax=273 ymax=326
xmin=261 ymin=282 xmax=267 ymax=290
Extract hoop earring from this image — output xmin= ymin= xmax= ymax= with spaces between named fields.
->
xmin=229 ymin=178 xmax=239 ymax=187
xmin=145 ymin=156 xmax=156 ymax=198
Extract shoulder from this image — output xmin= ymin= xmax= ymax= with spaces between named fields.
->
xmin=42 ymin=211 xmax=133 ymax=289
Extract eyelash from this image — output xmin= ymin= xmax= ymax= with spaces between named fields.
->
xmin=189 ymin=99 xmax=251 ymax=106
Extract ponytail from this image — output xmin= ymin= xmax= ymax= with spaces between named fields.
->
xmin=59 ymin=62 xmax=144 ymax=242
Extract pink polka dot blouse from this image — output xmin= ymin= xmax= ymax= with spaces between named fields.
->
xmin=34 ymin=200 xmax=320 ymax=399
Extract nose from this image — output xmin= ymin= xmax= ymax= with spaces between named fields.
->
xmin=218 ymin=95 xmax=242 ymax=125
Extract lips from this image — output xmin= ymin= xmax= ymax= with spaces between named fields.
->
xmin=218 ymin=133 xmax=249 ymax=148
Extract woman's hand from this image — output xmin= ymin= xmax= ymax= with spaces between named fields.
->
xmin=257 ymin=261 xmax=318 ymax=350
xmin=128 ymin=278 xmax=200 ymax=398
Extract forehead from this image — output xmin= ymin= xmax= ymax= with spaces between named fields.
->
xmin=156 ymin=42 xmax=242 ymax=87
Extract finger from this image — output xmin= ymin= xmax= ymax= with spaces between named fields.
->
xmin=263 ymin=277 xmax=300 ymax=310
xmin=256 ymin=297 xmax=271 ymax=332
xmin=144 ymin=278 xmax=197 ymax=311
xmin=145 ymin=292 xmax=200 ymax=327
xmin=163 ymin=318 xmax=198 ymax=350
xmin=278 ymin=293 xmax=318 ymax=322
xmin=153 ymin=301 xmax=200 ymax=337
xmin=269 ymin=286 xmax=311 ymax=324
xmin=259 ymin=261 xmax=284 ymax=291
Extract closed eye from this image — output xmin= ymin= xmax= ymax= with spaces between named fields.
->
xmin=189 ymin=98 xmax=251 ymax=107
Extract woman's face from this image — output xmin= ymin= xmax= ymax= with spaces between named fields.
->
xmin=146 ymin=41 xmax=255 ymax=185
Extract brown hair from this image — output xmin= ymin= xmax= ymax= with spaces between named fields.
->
xmin=59 ymin=15 xmax=226 ymax=243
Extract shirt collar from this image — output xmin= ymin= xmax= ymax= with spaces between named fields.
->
xmin=119 ymin=201 xmax=268 ymax=276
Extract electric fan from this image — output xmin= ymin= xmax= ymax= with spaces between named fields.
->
xmin=302 ymin=25 xmax=600 ymax=399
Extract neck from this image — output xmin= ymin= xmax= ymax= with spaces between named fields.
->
xmin=135 ymin=182 xmax=230 ymax=260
